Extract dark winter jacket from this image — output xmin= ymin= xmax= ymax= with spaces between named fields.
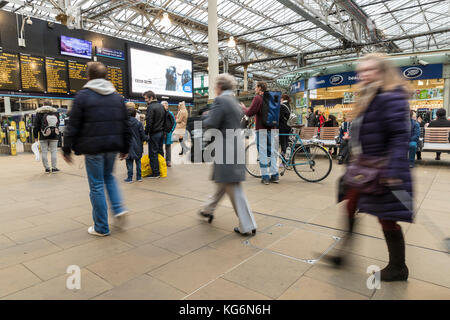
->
xmin=33 ymin=106 xmax=60 ymax=140
xmin=63 ymin=79 xmax=130 ymax=155
xmin=428 ymin=117 xmax=450 ymax=128
xmin=145 ymin=101 xmax=166 ymax=134
xmin=127 ymin=117 xmax=148 ymax=160
xmin=324 ymin=115 xmax=338 ymax=127
xmin=279 ymin=102 xmax=292 ymax=133
xmin=356 ymin=87 xmax=413 ymax=223
xmin=243 ymin=94 xmax=273 ymax=130
xmin=410 ymin=119 xmax=420 ymax=143
xmin=306 ymin=112 xmax=316 ymax=127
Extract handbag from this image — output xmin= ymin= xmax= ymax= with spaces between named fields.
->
xmin=343 ymin=154 xmax=389 ymax=194
xmin=287 ymin=112 xmax=298 ymax=127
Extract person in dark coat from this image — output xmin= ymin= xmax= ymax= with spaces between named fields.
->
xmin=124 ymin=107 xmax=148 ymax=183
xmin=337 ymin=117 xmax=351 ymax=165
xmin=279 ymin=94 xmax=292 ymax=157
xmin=306 ymin=107 xmax=315 ymax=127
xmin=328 ymin=53 xmax=413 ymax=282
xmin=63 ymin=62 xmax=130 ymax=236
xmin=324 ymin=114 xmax=339 ymax=155
xmin=409 ymin=110 xmax=420 ymax=168
xmin=427 ymin=108 xmax=450 ymax=160
xmin=416 ymin=115 xmax=425 ymax=160
xmin=198 ymin=74 xmax=257 ymax=236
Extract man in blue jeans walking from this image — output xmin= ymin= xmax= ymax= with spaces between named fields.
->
xmin=63 ymin=62 xmax=131 ymax=236
xmin=144 ymin=90 xmax=166 ymax=178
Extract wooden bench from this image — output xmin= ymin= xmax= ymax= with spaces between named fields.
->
xmin=299 ymin=127 xmax=318 ymax=144
xmin=317 ymin=127 xmax=340 ymax=148
xmin=422 ymin=127 xmax=450 ymax=153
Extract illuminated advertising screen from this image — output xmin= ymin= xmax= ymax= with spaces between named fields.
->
xmin=129 ymin=47 xmax=192 ymax=99
xmin=60 ymin=35 xmax=92 ymax=59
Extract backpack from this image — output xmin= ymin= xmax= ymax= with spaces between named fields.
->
xmin=41 ymin=113 xmax=59 ymax=137
xmin=261 ymin=91 xmax=281 ymax=127
xmin=164 ymin=110 xmax=175 ymax=133
xmin=281 ymin=103 xmax=298 ymax=127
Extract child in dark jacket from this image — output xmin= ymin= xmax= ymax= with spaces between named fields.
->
xmin=124 ymin=107 xmax=148 ymax=183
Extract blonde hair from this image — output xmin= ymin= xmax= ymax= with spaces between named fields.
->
xmin=125 ymin=102 xmax=136 ymax=109
xmin=352 ymin=53 xmax=410 ymax=118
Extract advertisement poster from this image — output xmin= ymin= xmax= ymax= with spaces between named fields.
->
xmin=129 ymin=47 xmax=192 ymax=98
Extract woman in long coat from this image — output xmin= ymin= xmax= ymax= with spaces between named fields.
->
xmin=330 ymin=53 xmax=413 ymax=282
xmin=198 ymin=74 xmax=257 ymax=235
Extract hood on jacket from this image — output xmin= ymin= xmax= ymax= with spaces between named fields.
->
xmin=83 ymin=79 xmax=116 ymax=95
xmin=36 ymin=106 xmax=58 ymax=113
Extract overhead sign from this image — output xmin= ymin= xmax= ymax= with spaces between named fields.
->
xmin=305 ymin=64 xmax=443 ymax=90
xmin=96 ymin=47 xmax=125 ymax=60
xmin=290 ymin=80 xmax=305 ymax=93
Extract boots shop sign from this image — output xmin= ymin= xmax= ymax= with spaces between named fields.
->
xmin=306 ymin=64 xmax=443 ymax=90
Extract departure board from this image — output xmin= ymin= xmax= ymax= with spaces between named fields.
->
xmin=45 ymin=57 xmax=69 ymax=94
xmin=20 ymin=54 xmax=46 ymax=92
xmin=107 ymin=66 xmax=124 ymax=95
xmin=68 ymin=60 xmax=87 ymax=94
xmin=0 ymin=52 xmax=21 ymax=91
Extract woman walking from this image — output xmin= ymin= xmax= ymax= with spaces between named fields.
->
xmin=329 ymin=53 xmax=413 ymax=282
xmin=174 ymin=101 xmax=188 ymax=155
xmin=198 ymin=74 xmax=257 ymax=236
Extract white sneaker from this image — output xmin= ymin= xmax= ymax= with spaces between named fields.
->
xmin=115 ymin=210 xmax=128 ymax=218
xmin=88 ymin=226 xmax=109 ymax=236
xmin=114 ymin=210 xmax=128 ymax=228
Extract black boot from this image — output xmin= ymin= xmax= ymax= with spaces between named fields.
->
xmin=380 ymin=229 xmax=409 ymax=282
xmin=325 ymin=215 xmax=355 ymax=267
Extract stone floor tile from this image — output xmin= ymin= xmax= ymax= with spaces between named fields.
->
xmin=0 ymin=239 xmax=61 ymax=269
xmin=223 ymin=251 xmax=311 ymax=299
xmin=0 ymin=235 xmax=16 ymax=251
xmin=151 ymin=224 xmax=229 ymax=255
xmin=87 ymin=243 xmax=179 ymax=286
xmin=0 ymin=264 xmax=42 ymax=298
xmin=186 ymin=278 xmax=271 ymax=300
xmin=23 ymin=237 xmax=133 ymax=280
xmin=372 ymin=278 xmax=450 ymax=300
xmin=110 ymin=227 xmax=164 ymax=247
xmin=278 ymin=276 xmax=368 ymax=300
xmin=142 ymin=215 xmax=202 ymax=236
xmin=3 ymin=268 xmax=112 ymax=300
xmin=46 ymin=228 xmax=102 ymax=249
xmin=93 ymin=275 xmax=186 ymax=300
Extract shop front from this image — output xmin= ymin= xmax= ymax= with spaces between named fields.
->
xmin=297 ymin=64 xmax=445 ymax=124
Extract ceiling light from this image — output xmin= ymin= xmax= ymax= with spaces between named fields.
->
xmin=160 ymin=12 xmax=172 ymax=29
xmin=227 ymin=36 xmax=236 ymax=48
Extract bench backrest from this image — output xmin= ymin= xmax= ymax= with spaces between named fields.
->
xmin=300 ymin=127 xmax=318 ymax=140
xmin=319 ymin=127 xmax=339 ymax=140
xmin=424 ymin=127 xmax=450 ymax=143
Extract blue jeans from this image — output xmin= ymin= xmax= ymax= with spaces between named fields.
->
xmin=126 ymin=158 xmax=141 ymax=180
xmin=409 ymin=141 xmax=417 ymax=166
xmin=85 ymin=152 xmax=126 ymax=234
xmin=256 ymin=130 xmax=279 ymax=180
xmin=148 ymin=131 xmax=164 ymax=176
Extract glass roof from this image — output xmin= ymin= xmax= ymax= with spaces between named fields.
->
xmin=2 ymin=0 xmax=449 ymax=82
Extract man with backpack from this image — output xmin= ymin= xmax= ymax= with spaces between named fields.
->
xmin=33 ymin=101 xmax=60 ymax=173
xmin=242 ymin=81 xmax=280 ymax=185
xmin=161 ymin=101 xmax=176 ymax=167
xmin=144 ymin=90 xmax=167 ymax=178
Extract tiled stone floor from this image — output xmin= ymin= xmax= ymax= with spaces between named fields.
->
xmin=1 ymin=145 xmax=450 ymax=300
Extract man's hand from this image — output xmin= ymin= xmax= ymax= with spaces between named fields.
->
xmin=119 ymin=153 xmax=128 ymax=160
xmin=240 ymin=102 xmax=246 ymax=110
xmin=63 ymin=153 xmax=73 ymax=164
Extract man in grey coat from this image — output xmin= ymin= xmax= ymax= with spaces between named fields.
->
xmin=198 ymin=74 xmax=257 ymax=236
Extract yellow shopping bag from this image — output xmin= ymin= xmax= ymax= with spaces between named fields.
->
xmin=141 ymin=154 xmax=167 ymax=178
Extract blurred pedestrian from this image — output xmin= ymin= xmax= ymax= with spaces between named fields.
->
xmin=175 ymin=101 xmax=188 ymax=155
xmin=33 ymin=100 xmax=60 ymax=173
xmin=199 ymin=74 xmax=257 ymax=236
xmin=329 ymin=53 xmax=413 ymax=282
xmin=279 ymin=94 xmax=292 ymax=158
xmin=63 ymin=62 xmax=130 ymax=236
xmin=124 ymin=107 xmax=148 ymax=183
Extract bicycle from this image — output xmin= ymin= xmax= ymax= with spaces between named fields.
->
xmin=245 ymin=127 xmax=333 ymax=182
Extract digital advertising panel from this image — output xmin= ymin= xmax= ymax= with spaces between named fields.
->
xmin=128 ymin=46 xmax=193 ymax=100
xmin=60 ymin=35 xmax=92 ymax=59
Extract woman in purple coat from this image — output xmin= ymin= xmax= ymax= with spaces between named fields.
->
xmin=330 ymin=53 xmax=413 ymax=282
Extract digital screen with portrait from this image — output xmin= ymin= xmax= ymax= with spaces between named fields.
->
xmin=129 ymin=47 xmax=192 ymax=98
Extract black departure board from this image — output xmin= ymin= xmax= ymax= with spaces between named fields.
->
xmin=68 ymin=60 xmax=87 ymax=94
xmin=107 ymin=66 xmax=124 ymax=95
xmin=20 ymin=54 xmax=46 ymax=92
xmin=0 ymin=52 xmax=21 ymax=91
xmin=46 ymin=57 xmax=69 ymax=94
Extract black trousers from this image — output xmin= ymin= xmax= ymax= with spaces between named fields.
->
xmin=338 ymin=139 xmax=350 ymax=163
xmin=148 ymin=131 xmax=164 ymax=176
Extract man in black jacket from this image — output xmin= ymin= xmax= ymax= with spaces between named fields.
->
xmin=63 ymin=62 xmax=130 ymax=236
xmin=427 ymin=108 xmax=450 ymax=160
xmin=144 ymin=90 xmax=165 ymax=178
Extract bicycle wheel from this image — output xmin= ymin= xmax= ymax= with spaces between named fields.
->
xmin=245 ymin=142 xmax=285 ymax=178
xmin=245 ymin=142 xmax=261 ymax=178
xmin=292 ymin=143 xmax=332 ymax=182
